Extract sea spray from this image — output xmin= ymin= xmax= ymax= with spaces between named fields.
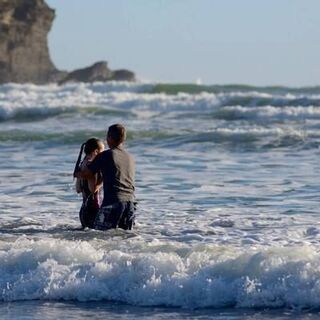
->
xmin=0 ymin=238 xmax=319 ymax=309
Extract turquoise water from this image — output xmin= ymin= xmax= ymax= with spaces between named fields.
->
xmin=1 ymin=82 xmax=320 ymax=319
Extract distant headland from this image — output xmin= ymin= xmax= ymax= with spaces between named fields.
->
xmin=0 ymin=0 xmax=136 ymax=84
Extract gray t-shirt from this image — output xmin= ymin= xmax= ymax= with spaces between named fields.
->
xmin=88 ymin=146 xmax=135 ymax=206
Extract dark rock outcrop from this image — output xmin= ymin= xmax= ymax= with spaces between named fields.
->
xmin=111 ymin=69 xmax=135 ymax=82
xmin=0 ymin=0 xmax=135 ymax=84
xmin=59 ymin=62 xmax=113 ymax=84
xmin=59 ymin=61 xmax=136 ymax=84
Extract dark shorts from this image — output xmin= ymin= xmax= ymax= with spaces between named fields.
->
xmin=94 ymin=201 xmax=136 ymax=231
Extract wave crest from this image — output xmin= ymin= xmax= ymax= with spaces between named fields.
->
xmin=1 ymin=83 xmax=320 ymax=121
xmin=1 ymin=238 xmax=319 ymax=309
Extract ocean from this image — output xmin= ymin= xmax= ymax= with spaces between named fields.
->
xmin=1 ymin=82 xmax=320 ymax=319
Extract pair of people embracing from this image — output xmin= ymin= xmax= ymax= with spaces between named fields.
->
xmin=74 ymin=124 xmax=136 ymax=230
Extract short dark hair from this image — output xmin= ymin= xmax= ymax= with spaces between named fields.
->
xmin=107 ymin=124 xmax=126 ymax=144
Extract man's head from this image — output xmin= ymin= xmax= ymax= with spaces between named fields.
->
xmin=107 ymin=124 xmax=126 ymax=148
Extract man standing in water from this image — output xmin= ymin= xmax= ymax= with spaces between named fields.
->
xmin=77 ymin=124 xmax=136 ymax=230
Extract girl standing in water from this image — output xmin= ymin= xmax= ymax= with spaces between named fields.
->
xmin=74 ymin=138 xmax=105 ymax=228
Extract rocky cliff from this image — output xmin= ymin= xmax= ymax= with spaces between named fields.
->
xmin=0 ymin=0 xmax=135 ymax=84
xmin=0 ymin=0 xmax=64 ymax=83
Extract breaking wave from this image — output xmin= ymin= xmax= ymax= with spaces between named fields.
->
xmin=0 ymin=127 xmax=312 ymax=150
xmin=0 ymin=238 xmax=319 ymax=309
xmin=1 ymin=82 xmax=320 ymax=122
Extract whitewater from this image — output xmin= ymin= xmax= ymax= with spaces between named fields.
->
xmin=1 ymin=82 xmax=320 ymax=319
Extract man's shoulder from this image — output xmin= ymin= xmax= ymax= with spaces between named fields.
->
xmin=98 ymin=148 xmax=127 ymax=160
xmin=89 ymin=150 xmax=111 ymax=166
xmin=111 ymin=146 xmax=129 ymax=154
xmin=118 ymin=147 xmax=134 ymax=158
xmin=111 ymin=147 xmax=134 ymax=163
xmin=99 ymin=149 xmax=112 ymax=158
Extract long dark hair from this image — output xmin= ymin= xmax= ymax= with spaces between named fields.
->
xmin=73 ymin=138 xmax=103 ymax=178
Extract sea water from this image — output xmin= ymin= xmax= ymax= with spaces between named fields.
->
xmin=1 ymin=82 xmax=320 ymax=319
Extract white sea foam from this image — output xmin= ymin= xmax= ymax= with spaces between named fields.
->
xmin=1 ymin=82 xmax=320 ymax=122
xmin=218 ymin=105 xmax=320 ymax=121
xmin=0 ymin=82 xmax=153 ymax=120
xmin=0 ymin=238 xmax=320 ymax=309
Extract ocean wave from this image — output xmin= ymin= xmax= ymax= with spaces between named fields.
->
xmin=152 ymin=83 xmax=320 ymax=95
xmin=213 ymin=105 xmax=320 ymax=121
xmin=0 ymin=82 xmax=150 ymax=121
xmin=0 ymin=81 xmax=153 ymax=95
xmin=160 ymin=127 xmax=310 ymax=150
xmin=0 ymin=129 xmax=177 ymax=144
xmin=0 ymin=238 xmax=319 ymax=309
xmin=0 ymin=127 xmax=311 ymax=150
xmin=1 ymin=83 xmax=320 ymax=122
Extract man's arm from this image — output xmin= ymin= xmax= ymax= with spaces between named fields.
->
xmin=74 ymin=167 xmax=94 ymax=179
xmin=88 ymin=174 xmax=103 ymax=194
xmin=80 ymin=151 xmax=104 ymax=180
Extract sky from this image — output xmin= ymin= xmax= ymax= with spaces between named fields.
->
xmin=46 ymin=0 xmax=320 ymax=86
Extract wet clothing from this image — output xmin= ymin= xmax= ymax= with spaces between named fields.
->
xmin=79 ymin=192 xmax=100 ymax=229
xmin=88 ymin=146 xmax=135 ymax=206
xmin=88 ymin=146 xmax=136 ymax=230
xmin=94 ymin=201 xmax=136 ymax=230
xmin=76 ymin=158 xmax=102 ymax=229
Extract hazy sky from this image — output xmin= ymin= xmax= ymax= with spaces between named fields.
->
xmin=46 ymin=0 xmax=320 ymax=86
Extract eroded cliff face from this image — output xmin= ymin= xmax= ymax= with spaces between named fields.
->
xmin=0 ymin=0 xmax=62 ymax=84
xmin=0 ymin=0 xmax=135 ymax=84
